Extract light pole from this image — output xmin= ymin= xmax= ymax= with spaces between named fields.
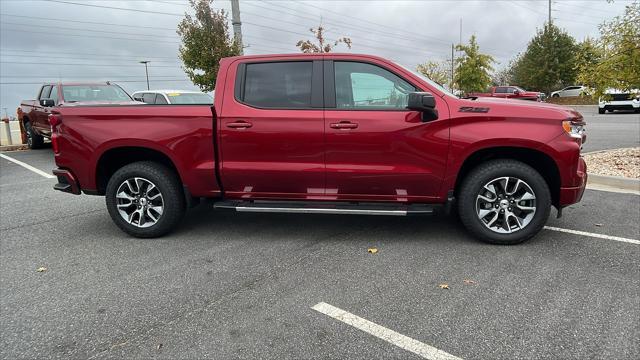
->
xmin=139 ymin=61 xmax=150 ymax=90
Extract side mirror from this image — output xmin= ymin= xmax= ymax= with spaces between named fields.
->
xmin=513 ymin=90 xmax=520 ymax=95
xmin=40 ymin=99 xmax=55 ymax=107
xmin=407 ymin=92 xmax=438 ymax=121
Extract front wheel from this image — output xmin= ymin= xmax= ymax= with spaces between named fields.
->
xmin=598 ymin=108 xmax=605 ymax=114
xmin=458 ymin=160 xmax=551 ymax=245
xmin=105 ymin=161 xmax=185 ymax=238
xmin=24 ymin=121 xmax=44 ymax=149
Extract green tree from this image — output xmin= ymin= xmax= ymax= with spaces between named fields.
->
xmin=177 ymin=0 xmax=240 ymax=92
xmin=511 ymin=23 xmax=578 ymax=94
xmin=574 ymin=37 xmax=604 ymax=89
xmin=454 ymin=35 xmax=495 ymax=94
xmin=577 ymin=2 xmax=640 ymax=98
xmin=416 ymin=60 xmax=451 ymax=88
xmin=296 ymin=24 xmax=352 ymax=53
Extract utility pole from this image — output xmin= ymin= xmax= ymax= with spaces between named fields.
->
xmin=139 ymin=61 xmax=150 ymax=90
xmin=451 ymin=43 xmax=455 ymax=93
xmin=548 ymin=0 xmax=552 ymax=25
xmin=230 ymin=0 xmax=244 ymax=55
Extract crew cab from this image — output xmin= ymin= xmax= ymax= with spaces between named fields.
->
xmin=19 ymin=82 xmax=139 ymax=149
xmin=468 ymin=86 xmax=546 ymax=102
xmin=51 ymin=54 xmax=587 ymax=245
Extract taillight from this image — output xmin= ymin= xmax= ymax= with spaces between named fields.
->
xmin=48 ymin=113 xmax=62 ymax=127
xmin=48 ymin=113 xmax=62 ymax=154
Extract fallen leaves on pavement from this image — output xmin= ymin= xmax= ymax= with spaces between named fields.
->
xmin=36 ymin=267 xmax=47 ymax=273
xmin=463 ymin=279 xmax=476 ymax=285
xmin=438 ymin=283 xmax=449 ymax=289
xmin=367 ymin=248 xmax=378 ymax=254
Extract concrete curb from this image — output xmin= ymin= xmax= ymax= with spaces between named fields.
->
xmin=0 ymin=144 xmax=28 ymax=152
xmin=587 ymin=173 xmax=640 ymax=192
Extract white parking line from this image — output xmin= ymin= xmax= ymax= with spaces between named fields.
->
xmin=0 ymin=153 xmax=55 ymax=179
xmin=544 ymin=226 xmax=640 ymax=245
xmin=312 ymin=302 xmax=462 ymax=360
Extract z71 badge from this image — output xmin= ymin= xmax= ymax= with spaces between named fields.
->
xmin=459 ymin=106 xmax=490 ymax=113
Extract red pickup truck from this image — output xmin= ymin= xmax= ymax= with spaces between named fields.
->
xmin=19 ymin=82 xmax=138 ymax=149
xmin=50 ymin=54 xmax=587 ymax=244
xmin=468 ymin=86 xmax=546 ymax=101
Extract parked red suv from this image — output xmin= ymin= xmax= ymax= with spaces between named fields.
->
xmin=51 ymin=54 xmax=587 ymax=244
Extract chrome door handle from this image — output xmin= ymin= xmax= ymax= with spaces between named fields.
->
xmin=330 ymin=121 xmax=358 ymax=129
xmin=226 ymin=121 xmax=252 ymax=129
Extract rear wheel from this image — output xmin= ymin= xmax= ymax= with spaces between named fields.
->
xmin=24 ymin=121 xmax=44 ymax=149
xmin=458 ymin=160 xmax=551 ymax=245
xmin=105 ymin=161 xmax=185 ymax=238
xmin=598 ymin=108 xmax=605 ymax=114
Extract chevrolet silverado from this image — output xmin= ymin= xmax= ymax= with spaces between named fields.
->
xmin=50 ymin=54 xmax=587 ymax=244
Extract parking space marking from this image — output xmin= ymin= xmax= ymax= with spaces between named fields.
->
xmin=312 ymin=302 xmax=462 ymax=360
xmin=544 ymin=226 xmax=640 ymax=245
xmin=0 ymin=153 xmax=55 ymax=179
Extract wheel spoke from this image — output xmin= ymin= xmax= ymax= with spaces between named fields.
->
xmin=517 ymin=192 xmax=535 ymax=201
xmin=486 ymin=211 xmax=500 ymax=227
xmin=516 ymin=204 xmax=536 ymax=212
xmin=147 ymin=192 xmax=162 ymax=200
xmin=477 ymin=194 xmax=494 ymax=203
xmin=478 ymin=208 xmax=495 ymax=219
xmin=146 ymin=208 xmax=158 ymax=222
xmin=502 ymin=211 xmax=512 ymax=233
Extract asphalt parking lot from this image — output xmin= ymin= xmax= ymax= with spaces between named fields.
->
xmin=1 ymin=111 xmax=639 ymax=360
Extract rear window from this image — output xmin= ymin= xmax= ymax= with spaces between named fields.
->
xmin=62 ymin=85 xmax=132 ymax=103
xmin=241 ymin=62 xmax=312 ymax=108
xmin=166 ymin=92 xmax=212 ymax=104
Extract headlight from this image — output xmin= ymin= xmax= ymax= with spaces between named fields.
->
xmin=562 ymin=120 xmax=585 ymax=139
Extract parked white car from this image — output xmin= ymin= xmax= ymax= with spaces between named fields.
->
xmin=598 ymin=89 xmax=640 ymax=114
xmin=550 ymin=86 xmax=588 ymax=98
xmin=132 ymin=90 xmax=213 ymax=105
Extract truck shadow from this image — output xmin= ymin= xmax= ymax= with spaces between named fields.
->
xmin=171 ymin=202 xmax=479 ymax=246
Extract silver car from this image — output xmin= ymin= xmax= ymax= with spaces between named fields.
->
xmin=550 ymin=86 xmax=588 ymax=98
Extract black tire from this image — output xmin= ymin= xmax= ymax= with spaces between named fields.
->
xmin=24 ymin=121 xmax=44 ymax=149
xmin=552 ymin=94 xmax=560 ymax=98
xmin=598 ymin=108 xmax=605 ymax=114
xmin=457 ymin=159 xmax=551 ymax=245
xmin=105 ymin=161 xmax=185 ymax=238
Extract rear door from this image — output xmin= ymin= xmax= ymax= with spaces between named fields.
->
xmin=323 ymin=60 xmax=449 ymax=202
xmin=218 ymin=59 xmax=325 ymax=199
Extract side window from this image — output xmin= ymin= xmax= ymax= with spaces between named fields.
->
xmin=507 ymin=87 xmax=517 ymax=93
xmin=39 ymin=85 xmax=52 ymax=100
xmin=49 ymin=85 xmax=59 ymax=103
xmin=495 ymin=87 xmax=507 ymax=94
xmin=242 ymin=61 xmax=312 ymax=108
xmin=155 ymin=94 xmax=168 ymax=104
xmin=142 ymin=93 xmax=156 ymax=104
xmin=334 ymin=62 xmax=415 ymax=109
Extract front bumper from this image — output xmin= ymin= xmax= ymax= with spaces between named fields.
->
xmin=559 ymin=157 xmax=587 ymax=206
xmin=53 ymin=168 xmax=81 ymax=195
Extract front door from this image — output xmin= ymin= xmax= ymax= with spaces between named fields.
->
xmin=323 ymin=60 xmax=449 ymax=202
xmin=219 ymin=60 xmax=325 ymax=200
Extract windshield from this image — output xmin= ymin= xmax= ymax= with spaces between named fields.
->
xmin=62 ymin=85 xmax=132 ymax=102
xmin=166 ymin=92 xmax=213 ymax=104
xmin=395 ymin=63 xmax=458 ymax=98
xmin=514 ymin=86 xmax=526 ymax=92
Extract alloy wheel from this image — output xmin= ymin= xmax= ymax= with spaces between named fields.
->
xmin=115 ymin=177 xmax=164 ymax=228
xmin=475 ymin=176 xmax=536 ymax=234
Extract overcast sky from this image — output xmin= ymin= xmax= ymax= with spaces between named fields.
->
xmin=0 ymin=0 xmax=634 ymax=114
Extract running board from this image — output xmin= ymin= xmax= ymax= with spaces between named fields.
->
xmin=213 ymin=200 xmax=440 ymax=216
